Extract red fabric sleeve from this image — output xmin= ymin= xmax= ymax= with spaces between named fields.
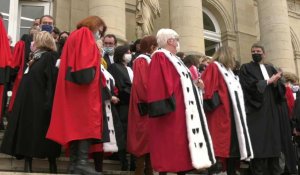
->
xmin=133 ymin=58 xmax=149 ymax=102
xmin=65 ymin=27 xmax=99 ymax=72
xmin=11 ymin=41 xmax=25 ymax=68
xmin=148 ymin=52 xmax=175 ymax=103
xmin=201 ymin=62 xmax=220 ymax=99
xmin=285 ymin=86 xmax=295 ymax=118
xmin=0 ymin=19 xmax=12 ymax=68
xmin=8 ymin=41 xmax=25 ymax=112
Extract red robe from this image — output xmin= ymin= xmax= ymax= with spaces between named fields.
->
xmin=201 ymin=63 xmax=233 ymax=157
xmin=127 ymin=55 xmax=150 ymax=157
xmin=46 ymin=27 xmax=103 ymax=146
xmin=285 ymin=86 xmax=295 ymax=118
xmin=147 ymin=52 xmax=193 ymax=172
xmin=8 ymin=41 xmax=25 ymax=112
xmin=0 ymin=19 xmax=12 ymax=120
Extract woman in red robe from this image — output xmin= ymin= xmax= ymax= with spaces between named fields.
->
xmin=201 ymin=46 xmax=253 ymax=174
xmin=46 ymin=16 xmax=106 ymax=175
xmin=127 ymin=35 xmax=158 ymax=175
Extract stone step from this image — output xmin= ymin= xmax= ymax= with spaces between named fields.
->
xmin=0 ymin=170 xmax=133 ymax=175
xmin=0 ymin=153 xmax=121 ymax=174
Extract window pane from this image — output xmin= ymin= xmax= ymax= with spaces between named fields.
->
xmin=0 ymin=0 xmax=10 ymax=30
xmin=20 ymin=5 xmax=44 ymax=37
xmin=205 ymin=39 xmax=219 ymax=56
xmin=0 ymin=0 xmax=10 ymax=13
xmin=203 ymin=12 xmax=216 ymax=32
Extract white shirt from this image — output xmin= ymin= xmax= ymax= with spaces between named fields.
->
xmin=259 ymin=64 xmax=270 ymax=80
xmin=109 ymin=55 xmax=114 ymax=64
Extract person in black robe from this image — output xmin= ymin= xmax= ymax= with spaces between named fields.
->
xmin=239 ymin=43 xmax=284 ymax=175
xmin=0 ymin=31 xmax=61 ymax=173
xmin=108 ymin=45 xmax=133 ymax=171
xmin=277 ymin=73 xmax=298 ymax=175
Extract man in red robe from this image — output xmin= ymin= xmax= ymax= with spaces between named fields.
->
xmin=147 ymin=29 xmax=215 ymax=174
xmin=46 ymin=16 xmax=106 ymax=175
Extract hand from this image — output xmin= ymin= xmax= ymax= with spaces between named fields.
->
xmin=111 ymin=96 xmax=120 ymax=104
xmin=195 ymin=79 xmax=205 ymax=90
xmin=268 ymin=72 xmax=282 ymax=85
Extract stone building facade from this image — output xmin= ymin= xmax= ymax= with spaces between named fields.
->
xmin=2 ymin=0 xmax=300 ymax=76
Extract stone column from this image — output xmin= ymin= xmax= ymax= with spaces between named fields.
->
xmin=170 ymin=0 xmax=205 ymax=54
xmin=257 ymin=0 xmax=295 ymax=73
xmin=89 ymin=0 xmax=126 ymax=43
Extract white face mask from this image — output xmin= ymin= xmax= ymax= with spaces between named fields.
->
xmin=123 ymin=53 xmax=132 ymax=63
xmin=94 ymin=31 xmax=101 ymax=41
xmin=176 ymin=42 xmax=180 ymax=53
xmin=292 ymin=85 xmax=300 ymax=92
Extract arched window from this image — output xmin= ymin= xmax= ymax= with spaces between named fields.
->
xmin=203 ymin=8 xmax=221 ymax=56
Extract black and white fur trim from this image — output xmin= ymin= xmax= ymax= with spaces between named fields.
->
xmin=134 ymin=54 xmax=151 ymax=64
xmin=101 ymin=65 xmax=118 ymax=153
xmin=214 ymin=61 xmax=253 ymax=160
xmin=152 ymin=49 xmax=216 ymax=169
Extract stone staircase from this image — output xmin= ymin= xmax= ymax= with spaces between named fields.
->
xmin=0 ymin=130 xmax=251 ymax=175
xmin=0 ymin=130 xmax=131 ymax=174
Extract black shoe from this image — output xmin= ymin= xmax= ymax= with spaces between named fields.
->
xmin=68 ymin=141 xmax=78 ymax=174
xmin=93 ymin=152 xmax=103 ymax=172
xmin=48 ymin=157 xmax=57 ymax=174
xmin=24 ymin=157 xmax=32 ymax=173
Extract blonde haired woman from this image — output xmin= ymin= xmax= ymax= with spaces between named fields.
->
xmin=1 ymin=31 xmax=61 ymax=173
xmin=201 ymin=46 xmax=253 ymax=174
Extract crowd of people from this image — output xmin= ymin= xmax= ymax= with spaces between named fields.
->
xmin=1 ymin=13 xmax=300 ymax=175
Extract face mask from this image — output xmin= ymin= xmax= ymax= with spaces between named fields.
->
xmin=59 ymin=38 xmax=66 ymax=46
xmin=176 ymin=42 xmax=180 ymax=52
xmin=291 ymin=85 xmax=300 ymax=92
xmin=103 ymin=47 xmax=114 ymax=55
xmin=252 ymin=53 xmax=263 ymax=63
xmin=94 ymin=31 xmax=101 ymax=41
xmin=41 ymin=24 xmax=53 ymax=33
xmin=30 ymin=41 xmax=37 ymax=52
xmin=123 ymin=53 xmax=132 ymax=63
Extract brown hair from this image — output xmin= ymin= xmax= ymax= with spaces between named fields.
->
xmin=40 ymin=15 xmax=55 ymax=25
xmin=140 ymin=35 xmax=158 ymax=54
xmin=251 ymin=43 xmax=265 ymax=53
xmin=76 ymin=16 xmax=107 ymax=35
xmin=213 ymin=46 xmax=236 ymax=69
xmin=183 ymin=55 xmax=200 ymax=68
xmin=283 ymin=72 xmax=299 ymax=84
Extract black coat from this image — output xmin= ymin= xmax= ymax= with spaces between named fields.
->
xmin=0 ymin=51 xmax=61 ymax=159
xmin=239 ymin=62 xmax=284 ymax=158
xmin=108 ymin=63 xmax=132 ymax=146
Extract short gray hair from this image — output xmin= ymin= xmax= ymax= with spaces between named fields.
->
xmin=156 ymin=28 xmax=179 ymax=48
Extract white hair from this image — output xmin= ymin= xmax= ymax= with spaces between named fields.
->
xmin=156 ymin=28 xmax=179 ymax=48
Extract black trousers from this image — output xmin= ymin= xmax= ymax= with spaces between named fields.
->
xmin=250 ymin=157 xmax=282 ymax=175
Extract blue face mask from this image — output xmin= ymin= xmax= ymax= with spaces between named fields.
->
xmin=41 ymin=24 xmax=53 ymax=33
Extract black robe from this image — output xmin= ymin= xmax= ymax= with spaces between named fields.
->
xmin=239 ymin=62 xmax=284 ymax=158
xmin=108 ymin=63 xmax=132 ymax=148
xmin=278 ymin=99 xmax=297 ymax=174
xmin=0 ymin=51 xmax=61 ymax=159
